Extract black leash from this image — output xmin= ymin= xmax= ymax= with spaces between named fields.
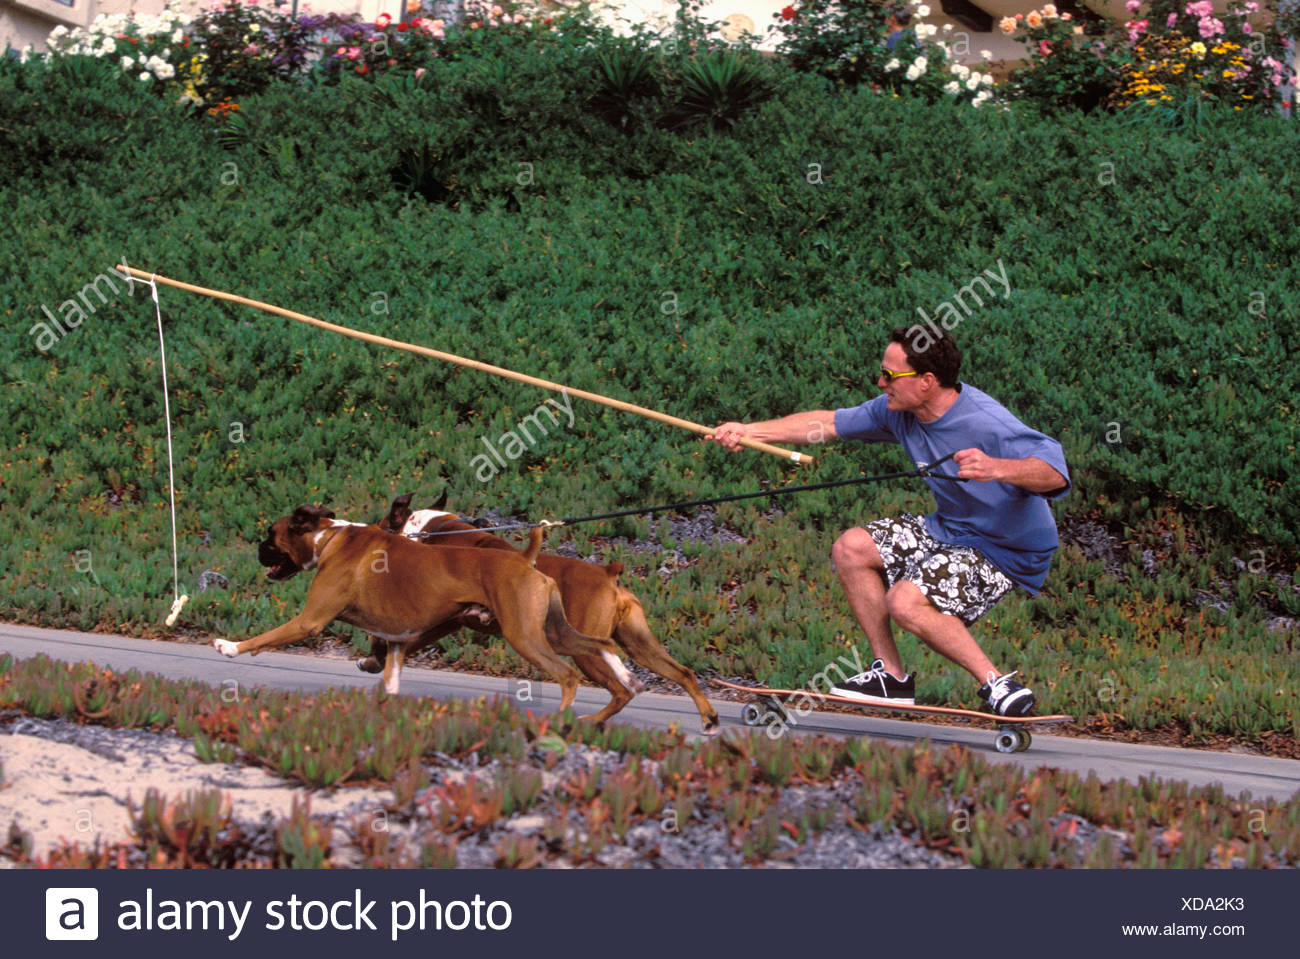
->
xmin=414 ymin=451 xmax=967 ymax=536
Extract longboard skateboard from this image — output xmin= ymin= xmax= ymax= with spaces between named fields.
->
xmin=710 ymin=677 xmax=1073 ymax=753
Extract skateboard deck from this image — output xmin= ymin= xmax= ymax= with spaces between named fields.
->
xmin=710 ymin=678 xmax=1072 ymax=753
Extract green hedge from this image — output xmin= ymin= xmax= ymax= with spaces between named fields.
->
xmin=1 ymin=36 xmax=1296 ymax=740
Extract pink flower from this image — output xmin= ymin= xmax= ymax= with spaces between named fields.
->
xmin=415 ymin=67 xmax=426 ymax=78
xmin=1245 ymin=1 xmax=1259 ymax=10
xmin=1198 ymin=16 xmax=1225 ymax=38
xmin=375 ymin=12 xmax=392 ymax=28
xmin=1185 ymin=1 xmax=1212 ymax=17
xmin=1039 ymin=40 xmax=1053 ymax=55
xmin=243 ymin=43 xmax=259 ymax=54
xmin=1042 ymin=3 xmax=1058 ymax=15
xmin=346 ymin=46 xmax=361 ymax=60
xmin=1026 ymin=11 xmax=1043 ymax=28
xmin=1167 ymin=12 xmax=1177 ymax=26
xmin=1127 ymin=19 xmax=1148 ymax=41
xmin=1242 ymin=23 xmax=1252 ymax=33
xmin=1125 ymin=0 xmax=1140 ymax=12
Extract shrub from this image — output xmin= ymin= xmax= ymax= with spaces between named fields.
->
xmin=770 ymin=0 xmax=997 ymax=106
xmin=999 ymin=1 xmax=1298 ymax=113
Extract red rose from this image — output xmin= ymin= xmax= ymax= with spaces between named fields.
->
xmin=357 ymin=63 xmax=369 ymax=74
xmin=781 ymin=5 xmax=797 ymax=19
xmin=397 ymin=22 xmax=409 ymax=32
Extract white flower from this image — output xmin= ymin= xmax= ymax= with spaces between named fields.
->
xmin=100 ymin=37 xmax=117 ymax=54
xmin=154 ymin=62 xmax=176 ymax=80
xmin=972 ymin=91 xmax=991 ymax=108
xmin=980 ymin=49 xmax=993 ymax=60
xmin=172 ymin=28 xmax=184 ymax=43
xmin=966 ymin=75 xmax=980 ymax=90
xmin=884 ymin=58 xmax=900 ymax=71
xmin=120 ymin=55 xmax=133 ymax=70
xmin=942 ymin=23 xmax=953 ymax=32
xmin=944 ymin=80 xmax=960 ymax=94
xmin=51 ymin=25 xmax=69 ymax=38
xmin=139 ymin=71 xmax=152 ymax=82
xmin=905 ymin=64 xmax=922 ymax=80
xmin=916 ymin=23 xmax=937 ymax=37
xmin=913 ymin=56 xmax=927 ymax=70
xmin=980 ymin=72 xmax=994 ymax=85
xmin=952 ymin=63 xmax=970 ymax=77
xmin=917 ymin=3 xmax=930 ymax=15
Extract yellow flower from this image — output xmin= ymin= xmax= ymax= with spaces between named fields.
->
xmin=1189 ymin=41 xmax=1206 ymax=58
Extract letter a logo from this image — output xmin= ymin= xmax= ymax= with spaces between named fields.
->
xmin=45 ymin=888 xmax=99 ymax=941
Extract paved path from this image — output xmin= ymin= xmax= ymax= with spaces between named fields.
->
xmin=2 ymin=622 xmax=1297 ymax=801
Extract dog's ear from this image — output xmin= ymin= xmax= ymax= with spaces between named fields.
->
xmin=432 ymin=488 xmax=449 ymax=511
xmin=289 ymin=505 xmax=334 ymax=533
xmin=383 ymin=493 xmax=414 ymax=531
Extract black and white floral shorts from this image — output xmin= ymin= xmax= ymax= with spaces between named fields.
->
xmin=861 ymin=514 xmax=1015 ymax=626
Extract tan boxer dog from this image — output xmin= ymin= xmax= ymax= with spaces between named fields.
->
xmin=212 ymin=504 xmax=638 ymax=718
xmin=358 ymin=493 xmax=720 ymax=735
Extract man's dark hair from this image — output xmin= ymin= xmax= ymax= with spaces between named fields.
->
xmin=890 ymin=326 xmax=961 ymax=388
xmin=889 ymin=6 xmax=913 ymax=26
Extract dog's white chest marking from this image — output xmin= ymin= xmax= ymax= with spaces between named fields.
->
xmin=402 ymin=510 xmax=452 ymax=539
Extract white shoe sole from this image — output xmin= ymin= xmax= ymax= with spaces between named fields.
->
xmin=831 ymin=687 xmax=916 ymax=706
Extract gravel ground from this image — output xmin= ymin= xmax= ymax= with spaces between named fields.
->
xmin=0 ymin=714 xmax=967 ymax=869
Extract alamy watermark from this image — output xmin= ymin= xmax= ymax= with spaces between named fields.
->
xmin=29 ymin=259 xmax=138 ymax=353
xmin=470 ymin=389 xmax=575 ymax=483
xmin=909 ymin=258 xmax=1010 ymax=352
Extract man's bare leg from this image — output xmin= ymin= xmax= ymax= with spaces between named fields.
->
xmin=884 ymin=581 xmax=997 ymax=682
xmin=831 ymin=528 xmax=907 ymax=678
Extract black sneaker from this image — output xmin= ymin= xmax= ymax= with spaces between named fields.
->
xmin=831 ymin=659 xmax=916 ymax=705
xmin=979 ymin=670 xmax=1036 ymax=716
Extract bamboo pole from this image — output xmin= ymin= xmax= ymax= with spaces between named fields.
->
xmin=116 ymin=265 xmax=812 ymax=465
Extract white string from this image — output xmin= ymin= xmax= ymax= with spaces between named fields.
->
xmin=151 ymin=276 xmax=187 ymax=625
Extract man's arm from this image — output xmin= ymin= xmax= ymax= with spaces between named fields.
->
xmin=707 ymin=411 xmax=839 ymax=451
xmin=952 ymin=449 xmax=1068 ymax=494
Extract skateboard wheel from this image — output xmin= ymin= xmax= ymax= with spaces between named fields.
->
xmin=740 ymin=703 xmax=764 ymax=727
xmin=994 ymin=729 xmax=1020 ymax=754
xmin=1015 ymin=729 xmax=1032 ymax=753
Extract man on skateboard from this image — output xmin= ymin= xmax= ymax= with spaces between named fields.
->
xmin=707 ymin=326 xmax=1069 ymax=716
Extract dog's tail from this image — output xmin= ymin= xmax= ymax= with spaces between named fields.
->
xmin=522 ymin=525 xmax=548 ymax=566
xmin=542 ymin=585 xmax=609 ymax=657
xmin=539 ymin=580 xmax=642 ymax=694
xmin=603 ymin=561 xmax=624 ymax=580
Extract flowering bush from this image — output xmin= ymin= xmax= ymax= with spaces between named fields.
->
xmin=189 ymin=1 xmax=324 ymax=103
xmin=40 ymin=11 xmax=194 ymax=87
xmin=770 ymin=0 xmax=996 ymax=106
xmin=1000 ymin=1 xmax=1297 ymax=112
xmin=998 ymin=6 xmax=1126 ymax=112
xmin=1106 ymin=1 xmax=1295 ymax=110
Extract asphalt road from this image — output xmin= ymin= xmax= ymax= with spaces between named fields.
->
xmin=2 ymin=622 xmax=1297 ymax=801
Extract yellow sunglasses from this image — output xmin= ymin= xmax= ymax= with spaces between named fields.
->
xmin=879 ymin=367 xmax=921 ymax=383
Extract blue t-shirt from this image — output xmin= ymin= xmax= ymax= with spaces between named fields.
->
xmin=834 ymin=384 xmax=1070 ymax=594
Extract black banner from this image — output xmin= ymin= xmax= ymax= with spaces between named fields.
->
xmin=8 ymin=869 xmax=1284 ymax=956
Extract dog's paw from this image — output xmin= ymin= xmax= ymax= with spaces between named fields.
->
xmin=356 ymin=656 xmax=382 ymax=674
xmin=700 ymin=715 xmax=722 ymax=737
xmin=383 ymin=679 xmax=401 ymax=696
xmin=212 ymin=638 xmax=239 ymax=658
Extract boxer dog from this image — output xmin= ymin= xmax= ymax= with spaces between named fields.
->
xmin=212 ymin=504 xmax=638 ymax=720
xmin=358 ymin=493 xmax=720 ymax=735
